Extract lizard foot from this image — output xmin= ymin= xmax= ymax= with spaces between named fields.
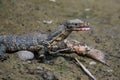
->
xmin=38 ymin=54 xmax=51 ymax=64
xmin=37 ymin=54 xmax=48 ymax=63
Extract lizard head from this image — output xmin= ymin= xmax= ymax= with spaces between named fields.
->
xmin=64 ymin=19 xmax=90 ymax=31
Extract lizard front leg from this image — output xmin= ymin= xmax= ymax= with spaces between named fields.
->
xmin=38 ymin=48 xmax=47 ymax=63
xmin=0 ymin=44 xmax=7 ymax=61
xmin=38 ymin=41 xmax=50 ymax=63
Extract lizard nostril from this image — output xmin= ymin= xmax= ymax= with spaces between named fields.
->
xmin=75 ymin=23 xmax=77 ymax=26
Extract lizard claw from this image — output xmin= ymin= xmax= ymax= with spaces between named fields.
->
xmin=38 ymin=51 xmax=48 ymax=63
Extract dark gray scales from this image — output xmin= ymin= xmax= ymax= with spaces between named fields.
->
xmin=1 ymin=32 xmax=47 ymax=52
xmin=0 ymin=19 xmax=90 ymax=61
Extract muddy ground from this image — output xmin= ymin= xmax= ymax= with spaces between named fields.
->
xmin=0 ymin=0 xmax=120 ymax=80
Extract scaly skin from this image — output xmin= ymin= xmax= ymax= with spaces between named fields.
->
xmin=0 ymin=19 xmax=90 ymax=61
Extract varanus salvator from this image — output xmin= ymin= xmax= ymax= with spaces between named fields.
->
xmin=0 ymin=19 xmax=90 ymax=61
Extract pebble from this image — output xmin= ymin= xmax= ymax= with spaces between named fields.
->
xmin=27 ymin=60 xmax=32 ymax=64
xmin=49 ymin=0 xmax=56 ymax=2
xmin=36 ymin=66 xmax=44 ymax=70
xmin=16 ymin=51 xmax=34 ymax=61
xmin=94 ymin=37 xmax=102 ymax=43
xmin=84 ymin=8 xmax=91 ymax=11
xmin=89 ymin=61 xmax=97 ymax=65
xmin=107 ymin=69 xmax=113 ymax=72
xmin=43 ymin=20 xmax=53 ymax=24
xmin=40 ymin=70 xmax=58 ymax=80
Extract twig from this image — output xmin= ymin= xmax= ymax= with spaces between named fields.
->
xmin=50 ymin=48 xmax=73 ymax=54
xmin=75 ymin=58 xmax=96 ymax=80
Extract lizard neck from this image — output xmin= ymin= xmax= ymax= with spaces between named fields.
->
xmin=47 ymin=25 xmax=72 ymax=46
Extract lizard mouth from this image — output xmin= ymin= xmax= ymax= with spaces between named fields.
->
xmin=74 ymin=22 xmax=90 ymax=31
xmin=79 ymin=26 xmax=90 ymax=31
xmin=73 ymin=26 xmax=90 ymax=31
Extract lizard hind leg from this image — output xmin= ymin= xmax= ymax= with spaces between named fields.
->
xmin=0 ymin=44 xmax=7 ymax=61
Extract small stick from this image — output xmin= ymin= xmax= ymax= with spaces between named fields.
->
xmin=75 ymin=58 xmax=96 ymax=80
xmin=50 ymin=48 xmax=73 ymax=54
